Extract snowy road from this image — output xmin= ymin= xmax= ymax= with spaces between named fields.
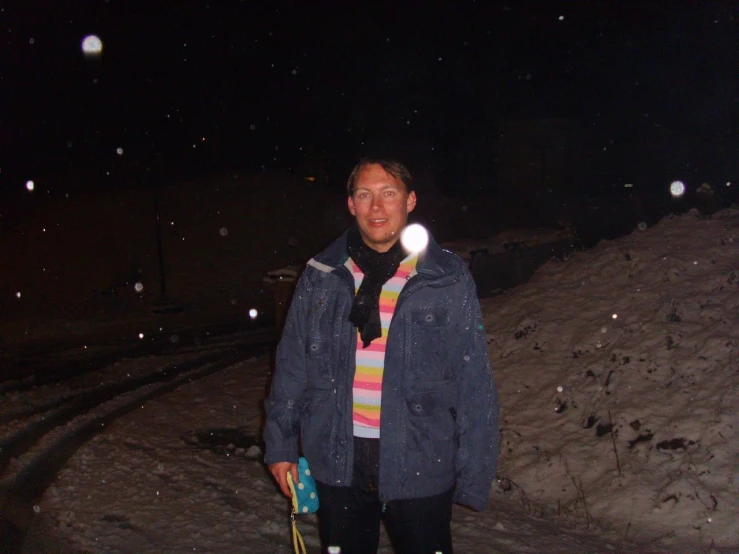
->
xmin=0 ymin=333 xmax=273 ymax=553
xmin=1 ymin=342 xmax=668 ymax=553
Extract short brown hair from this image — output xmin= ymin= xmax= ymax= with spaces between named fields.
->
xmin=346 ymin=158 xmax=413 ymax=197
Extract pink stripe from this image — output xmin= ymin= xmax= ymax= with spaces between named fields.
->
xmin=353 ymin=387 xmax=381 ymax=399
xmin=358 ymin=341 xmax=386 ymax=352
xmin=353 ymin=380 xmax=382 ymax=391
xmin=353 ymin=413 xmax=380 ymax=426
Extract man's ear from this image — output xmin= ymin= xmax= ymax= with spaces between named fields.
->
xmin=347 ymin=195 xmax=357 ymax=216
xmin=406 ymin=191 xmax=417 ymax=213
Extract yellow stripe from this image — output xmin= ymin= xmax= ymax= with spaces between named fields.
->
xmin=355 ymin=366 xmax=383 ymax=376
xmin=354 ymin=404 xmax=381 ymax=414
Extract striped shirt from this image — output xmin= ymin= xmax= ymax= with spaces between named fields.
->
xmin=347 ymin=253 xmax=418 ymax=438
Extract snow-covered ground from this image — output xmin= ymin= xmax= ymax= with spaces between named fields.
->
xmin=485 ymin=208 xmax=739 ymax=552
xmin=2 ymin=208 xmax=738 ymax=553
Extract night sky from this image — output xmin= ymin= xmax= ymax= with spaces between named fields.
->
xmin=1 ymin=1 xmax=737 ymax=195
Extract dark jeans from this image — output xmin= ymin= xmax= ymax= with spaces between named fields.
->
xmin=315 ymin=438 xmax=454 ymax=554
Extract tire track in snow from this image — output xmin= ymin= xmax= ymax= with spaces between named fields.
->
xmin=0 ymin=350 xmax=234 ymax=473
xmin=0 ymin=325 xmax=276 ymax=394
xmin=0 ymin=340 xmax=274 ymax=554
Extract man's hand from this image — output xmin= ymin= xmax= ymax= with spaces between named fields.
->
xmin=269 ymin=462 xmax=299 ymax=498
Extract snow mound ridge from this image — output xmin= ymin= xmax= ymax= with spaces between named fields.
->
xmin=485 ymin=208 xmax=739 ymax=551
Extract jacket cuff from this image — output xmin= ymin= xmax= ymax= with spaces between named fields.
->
xmin=263 ymin=449 xmax=299 ymax=466
xmin=453 ymin=489 xmax=488 ymax=511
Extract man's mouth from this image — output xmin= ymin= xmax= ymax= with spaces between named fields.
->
xmin=368 ymin=218 xmax=388 ymax=227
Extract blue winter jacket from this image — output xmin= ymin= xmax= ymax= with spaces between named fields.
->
xmin=263 ymin=230 xmax=499 ymax=511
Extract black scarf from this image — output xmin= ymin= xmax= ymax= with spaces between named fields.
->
xmin=347 ymin=227 xmax=406 ymax=348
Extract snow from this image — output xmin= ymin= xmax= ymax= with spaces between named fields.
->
xmin=484 ymin=208 xmax=739 ymax=551
xmin=2 ymin=208 xmax=738 ymax=552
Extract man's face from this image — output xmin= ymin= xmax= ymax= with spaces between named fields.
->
xmin=347 ymin=164 xmax=417 ymax=253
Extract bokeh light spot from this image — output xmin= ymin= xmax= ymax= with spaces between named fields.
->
xmin=670 ymin=180 xmax=685 ymax=198
xmin=82 ymin=35 xmax=103 ymax=56
xmin=400 ymin=224 xmax=429 ymax=253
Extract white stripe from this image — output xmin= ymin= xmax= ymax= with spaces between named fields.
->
xmin=306 ymin=258 xmax=335 ymax=274
xmin=353 ymin=425 xmax=381 ymax=439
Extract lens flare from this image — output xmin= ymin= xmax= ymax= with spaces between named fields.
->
xmin=670 ymin=180 xmax=685 ymax=198
xmin=26 ymin=180 xmax=35 ymax=191
xmin=248 ymin=308 xmax=258 ymax=320
xmin=400 ymin=224 xmax=429 ymax=254
xmin=81 ymin=35 xmax=103 ymax=56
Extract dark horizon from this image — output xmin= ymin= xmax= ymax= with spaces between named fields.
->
xmin=1 ymin=1 xmax=738 ymax=197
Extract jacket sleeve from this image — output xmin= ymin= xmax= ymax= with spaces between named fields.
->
xmin=452 ymin=269 xmax=500 ymax=511
xmin=263 ymin=272 xmax=311 ymax=466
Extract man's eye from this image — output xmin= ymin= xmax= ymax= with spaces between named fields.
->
xmin=384 ymin=190 xmax=396 ymax=196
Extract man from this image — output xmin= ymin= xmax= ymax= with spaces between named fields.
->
xmin=264 ymin=158 xmax=499 ymax=554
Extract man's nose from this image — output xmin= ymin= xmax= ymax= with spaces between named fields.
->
xmin=371 ymin=195 xmax=383 ymax=210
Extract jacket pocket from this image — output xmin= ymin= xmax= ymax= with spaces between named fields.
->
xmin=301 ymin=389 xmax=335 ymax=460
xmin=305 ymin=336 xmax=332 ymax=382
xmin=408 ymin=306 xmax=453 ymax=383
xmin=404 ymin=385 xmax=456 ymax=477
xmin=411 ymin=306 xmax=450 ymax=327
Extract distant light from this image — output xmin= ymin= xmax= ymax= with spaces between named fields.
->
xmin=669 ymin=180 xmax=685 ymax=198
xmin=624 ymin=183 xmax=633 ymax=188
xmin=134 ymin=282 xmax=144 ymax=293
xmin=81 ymin=35 xmax=103 ymax=56
xmin=637 ymin=222 xmax=647 ymax=231
xmin=116 ymin=147 xmax=124 ymax=155
xmin=138 ymin=333 xmax=144 ymax=339
xmin=248 ymin=308 xmax=258 ymax=320
xmin=612 ymin=313 xmax=618 ymax=319
xmin=201 ymin=137 xmax=206 ymax=141
xmin=559 ymin=15 xmax=564 ymax=20
xmin=26 ymin=180 xmax=35 ymax=191
xmin=304 ymin=176 xmax=316 ymax=182
xmin=219 ymin=227 xmax=228 ymax=236
xmin=400 ymin=224 xmax=429 ymax=253
xmin=16 ymin=292 xmax=21 ymax=298
xmin=727 ymin=182 xmax=732 ymax=187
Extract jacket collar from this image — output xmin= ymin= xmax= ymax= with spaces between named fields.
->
xmin=309 ymin=228 xmax=455 ymax=280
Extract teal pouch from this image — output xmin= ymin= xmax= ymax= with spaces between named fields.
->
xmin=287 ymin=457 xmax=319 ymax=514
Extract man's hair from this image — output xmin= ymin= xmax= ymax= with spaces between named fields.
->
xmin=346 ymin=158 xmax=413 ymax=197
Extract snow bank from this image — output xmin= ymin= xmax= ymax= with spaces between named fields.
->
xmin=486 ymin=208 xmax=739 ymax=550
